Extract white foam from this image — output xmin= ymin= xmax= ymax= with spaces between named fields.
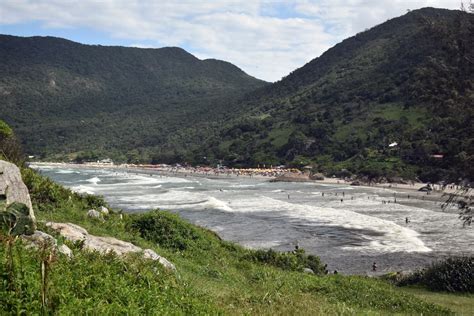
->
xmin=229 ymin=195 xmax=431 ymax=253
xmin=86 ymin=177 xmax=101 ymax=184
xmin=71 ymin=185 xmax=95 ymax=195
xmin=200 ymin=197 xmax=233 ymax=212
xmin=55 ymin=169 xmax=79 ymax=174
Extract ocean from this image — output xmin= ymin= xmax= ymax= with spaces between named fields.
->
xmin=32 ymin=164 xmax=473 ymax=274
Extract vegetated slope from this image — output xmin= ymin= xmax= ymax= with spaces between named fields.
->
xmin=0 ymin=35 xmax=268 ymax=161
xmin=198 ymin=8 xmax=473 ymax=182
xmin=0 ymin=122 xmax=461 ymax=314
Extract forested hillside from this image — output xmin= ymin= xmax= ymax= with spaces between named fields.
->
xmin=1 ymin=8 xmax=473 ymax=181
xmin=195 ymin=8 xmax=473 ymax=182
xmin=0 ymin=35 xmax=267 ymax=161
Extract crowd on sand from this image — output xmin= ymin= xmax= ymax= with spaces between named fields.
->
xmin=30 ymin=161 xmax=471 ymax=196
xmin=133 ymin=164 xmax=300 ymax=178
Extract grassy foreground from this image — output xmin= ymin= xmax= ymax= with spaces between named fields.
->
xmin=0 ymin=168 xmax=459 ymax=314
xmin=401 ymin=287 xmax=474 ymax=315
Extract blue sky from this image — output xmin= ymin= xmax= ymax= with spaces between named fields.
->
xmin=0 ymin=0 xmax=461 ymax=82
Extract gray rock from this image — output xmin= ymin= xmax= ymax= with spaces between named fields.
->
xmin=46 ymin=222 xmax=175 ymax=270
xmin=0 ymin=160 xmax=34 ymax=218
xmin=143 ymin=249 xmax=176 ymax=271
xmin=87 ymin=209 xmax=101 ymax=219
xmin=21 ymin=230 xmax=73 ymax=258
xmin=0 ymin=160 xmax=36 ymax=234
xmin=303 ymin=268 xmax=315 ymax=274
xmin=99 ymin=206 xmax=109 ymax=215
xmin=46 ymin=222 xmax=88 ymax=240
xmin=22 ymin=230 xmax=57 ymax=248
xmin=310 ymin=173 xmax=325 ymax=181
xmin=58 ymin=244 xmax=74 ymax=258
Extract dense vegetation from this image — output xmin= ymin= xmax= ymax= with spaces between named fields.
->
xmin=1 ymin=8 xmax=473 ymax=183
xmin=396 ymin=257 xmax=474 ymax=293
xmin=0 ymin=121 xmax=468 ymax=314
xmin=0 ymin=35 xmax=267 ymax=162
xmin=0 ymin=167 xmax=452 ymax=314
xmin=195 ymin=8 xmax=474 ymax=182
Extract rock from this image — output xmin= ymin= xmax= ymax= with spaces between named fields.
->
xmin=270 ymin=172 xmax=311 ymax=182
xmin=351 ymin=180 xmax=361 ymax=186
xmin=99 ymin=206 xmax=109 ymax=215
xmin=143 ymin=249 xmax=176 ymax=271
xmin=46 ymin=222 xmax=175 ymax=270
xmin=46 ymin=222 xmax=88 ymax=240
xmin=418 ymin=185 xmax=433 ymax=192
xmin=0 ymin=160 xmax=36 ymax=234
xmin=58 ymin=244 xmax=74 ymax=258
xmin=87 ymin=235 xmax=142 ymax=256
xmin=309 ymin=173 xmax=325 ymax=181
xmin=22 ymin=230 xmax=57 ymax=248
xmin=87 ymin=209 xmax=101 ymax=219
xmin=21 ymin=230 xmax=74 ymax=258
xmin=303 ymin=268 xmax=315 ymax=274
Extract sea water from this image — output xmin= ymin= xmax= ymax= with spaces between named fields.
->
xmin=32 ymin=164 xmax=473 ymax=274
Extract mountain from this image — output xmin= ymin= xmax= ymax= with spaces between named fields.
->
xmin=0 ymin=35 xmax=268 ymax=161
xmin=195 ymin=8 xmax=473 ymax=182
xmin=1 ymin=8 xmax=473 ymax=182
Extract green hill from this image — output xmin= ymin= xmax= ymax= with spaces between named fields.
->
xmin=196 ymin=8 xmax=473 ymax=182
xmin=1 ymin=8 xmax=473 ymax=182
xmin=0 ymin=35 xmax=267 ymax=161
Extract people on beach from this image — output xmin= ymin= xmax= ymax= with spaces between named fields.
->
xmin=372 ymin=262 xmax=377 ymax=272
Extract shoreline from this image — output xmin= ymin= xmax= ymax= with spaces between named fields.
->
xmin=30 ymin=161 xmax=472 ymax=275
xmin=30 ymin=161 xmax=467 ymax=217
xmin=29 ymin=161 xmax=467 ymax=196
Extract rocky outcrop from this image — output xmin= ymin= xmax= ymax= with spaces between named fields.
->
xmin=270 ymin=172 xmax=311 ymax=182
xmin=0 ymin=160 xmax=36 ymax=235
xmin=309 ymin=173 xmax=325 ymax=181
xmin=46 ymin=222 xmax=176 ymax=271
xmin=22 ymin=230 xmax=74 ymax=258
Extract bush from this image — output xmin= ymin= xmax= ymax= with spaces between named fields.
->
xmin=397 ymin=257 xmax=473 ymax=293
xmin=128 ymin=210 xmax=210 ymax=251
xmin=244 ymin=248 xmax=325 ymax=274
xmin=0 ymin=120 xmax=24 ymax=166
xmin=21 ymin=168 xmax=106 ymax=213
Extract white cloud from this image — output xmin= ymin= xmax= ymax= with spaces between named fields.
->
xmin=0 ymin=0 xmax=461 ymax=82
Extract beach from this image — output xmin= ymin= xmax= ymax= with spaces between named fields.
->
xmin=30 ymin=162 xmax=473 ymax=275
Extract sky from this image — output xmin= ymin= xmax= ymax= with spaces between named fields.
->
xmin=0 ymin=0 xmax=463 ymax=82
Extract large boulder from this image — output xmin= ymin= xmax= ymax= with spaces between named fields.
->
xmin=46 ymin=222 xmax=175 ymax=270
xmin=0 ymin=160 xmax=36 ymax=235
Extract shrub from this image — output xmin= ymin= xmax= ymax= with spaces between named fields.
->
xmin=128 ymin=210 xmax=209 ymax=251
xmin=0 ymin=120 xmax=24 ymax=166
xmin=397 ymin=257 xmax=473 ymax=293
xmin=244 ymin=248 xmax=325 ymax=274
xmin=21 ymin=168 xmax=106 ymax=213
